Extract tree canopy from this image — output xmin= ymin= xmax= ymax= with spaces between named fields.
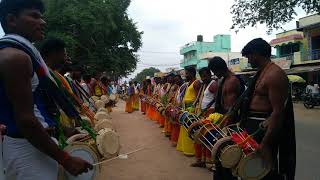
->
xmin=231 ymin=0 xmax=320 ymax=33
xmin=134 ymin=67 xmax=160 ymax=83
xmin=43 ymin=0 xmax=143 ymax=78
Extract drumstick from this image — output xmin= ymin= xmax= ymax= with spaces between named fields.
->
xmin=93 ymin=147 xmax=146 ymax=166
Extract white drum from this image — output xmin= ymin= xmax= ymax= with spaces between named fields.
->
xmin=100 ymin=95 xmax=110 ymax=103
xmin=91 ymin=96 xmax=100 ymax=102
xmin=94 ymin=119 xmax=114 ymax=132
xmin=94 ymin=112 xmax=110 ymax=122
xmin=95 ymin=100 xmax=105 ymax=110
xmin=96 ymin=128 xmax=120 ymax=159
xmin=110 ymin=94 xmax=116 ymax=101
xmin=62 ymin=143 xmax=100 ymax=180
xmin=234 ymin=152 xmax=271 ymax=180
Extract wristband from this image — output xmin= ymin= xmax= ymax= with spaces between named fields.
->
xmin=58 ymin=151 xmax=70 ymax=166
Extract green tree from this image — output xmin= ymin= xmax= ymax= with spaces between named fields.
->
xmin=134 ymin=67 xmax=160 ymax=83
xmin=231 ymin=0 xmax=320 ymax=32
xmin=43 ymin=0 xmax=143 ymax=78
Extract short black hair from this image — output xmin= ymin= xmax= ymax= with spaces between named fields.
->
xmin=184 ymin=66 xmax=196 ymax=77
xmin=40 ymin=38 xmax=66 ymax=58
xmin=208 ymin=56 xmax=228 ymax=72
xmin=0 ymin=0 xmax=45 ymax=33
xmin=199 ymin=67 xmax=211 ymax=76
xmin=241 ymin=38 xmax=271 ymax=58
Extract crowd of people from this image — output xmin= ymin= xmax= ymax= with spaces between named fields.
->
xmin=131 ymin=39 xmax=296 ymax=180
xmin=0 ymin=0 xmax=296 ymax=180
xmin=0 ymin=0 xmax=120 ymax=179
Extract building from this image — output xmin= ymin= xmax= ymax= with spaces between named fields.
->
xmin=180 ymin=34 xmax=232 ymax=69
xmin=269 ymin=14 xmax=320 ymax=83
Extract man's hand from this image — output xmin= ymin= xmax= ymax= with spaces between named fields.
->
xmin=256 ymin=144 xmax=273 ymax=169
xmin=63 ymin=156 xmax=93 ymax=176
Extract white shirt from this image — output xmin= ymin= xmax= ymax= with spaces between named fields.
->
xmin=201 ymin=80 xmax=216 ymax=110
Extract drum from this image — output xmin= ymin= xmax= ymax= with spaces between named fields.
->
xmin=230 ymin=127 xmax=271 ymax=180
xmin=94 ymin=111 xmax=110 ymax=122
xmin=94 ymin=119 xmax=114 ymax=132
xmin=194 ymin=123 xmax=227 ymax=151
xmin=100 ymin=95 xmax=109 ymax=103
xmin=164 ymin=105 xmax=174 ymax=119
xmin=211 ymin=136 xmax=242 ymax=168
xmin=178 ymin=111 xmax=189 ymax=124
xmin=95 ymin=100 xmax=105 ymax=109
xmin=110 ymin=94 xmax=116 ymax=101
xmin=91 ymin=96 xmax=100 ymax=102
xmin=62 ymin=134 xmax=101 ymax=180
xmin=235 ymin=152 xmax=271 ymax=180
xmin=96 ymin=128 xmax=120 ymax=159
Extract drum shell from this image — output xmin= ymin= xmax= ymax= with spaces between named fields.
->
xmin=96 ymin=128 xmax=120 ymax=159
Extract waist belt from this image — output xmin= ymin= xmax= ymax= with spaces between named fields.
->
xmin=7 ymin=127 xmax=56 ymax=139
xmin=247 ymin=111 xmax=270 ymax=121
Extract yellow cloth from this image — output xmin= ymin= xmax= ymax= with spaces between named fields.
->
xmin=184 ymin=81 xmax=197 ymax=104
xmin=207 ymin=113 xmax=223 ymax=124
xmin=133 ymin=94 xmax=140 ymax=110
xmin=60 ymin=110 xmax=74 ymax=128
xmin=94 ymin=85 xmax=102 ymax=96
xmin=176 ymin=127 xmax=195 ymax=156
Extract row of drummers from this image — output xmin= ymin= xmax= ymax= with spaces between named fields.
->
xmin=142 ymin=96 xmax=271 ymax=180
xmin=59 ymin=94 xmax=121 ymax=179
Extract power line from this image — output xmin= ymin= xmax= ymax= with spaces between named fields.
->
xmin=136 ymin=51 xmax=180 ymax=54
xmin=137 ymin=62 xmax=181 ymax=67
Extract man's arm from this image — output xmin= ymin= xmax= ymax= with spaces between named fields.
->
xmin=261 ymin=70 xmax=288 ymax=148
xmin=193 ymin=80 xmax=202 ymax=95
xmin=224 ymin=77 xmax=240 ymax=110
xmin=0 ymin=49 xmax=92 ymax=175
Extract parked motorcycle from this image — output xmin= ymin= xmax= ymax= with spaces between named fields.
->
xmin=303 ymin=93 xmax=320 ymax=109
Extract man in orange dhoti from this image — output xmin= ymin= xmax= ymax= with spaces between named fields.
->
xmin=191 ymin=67 xmax=217 ymax=169
xmin=170 ymin=75 xmax=185 ymax=146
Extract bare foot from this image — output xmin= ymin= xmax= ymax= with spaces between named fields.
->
xmin=190 ymin=161 xmax=206 ymax=168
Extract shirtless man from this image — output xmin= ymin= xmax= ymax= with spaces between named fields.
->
xmin=240 ymin=38 xmax=295 ymax=180
xmin=208 ymin=56 xmax=242 ymax=122
xmin=0 ymin=0 xmax=92 ymax=179
xmin=208 ymin=57 xmax=243 ymax=180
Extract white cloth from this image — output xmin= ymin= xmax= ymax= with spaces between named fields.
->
xmin=306 ymin=85 xmax=319 ymax=94
xmin=81 ymin=83 xmax=90 ymax=95
xmin=3 ymin=136 xmax=58 ymax=180
xmin=201 ymin=80 xmax=216 ymax=110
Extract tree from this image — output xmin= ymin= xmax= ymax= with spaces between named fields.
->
xmin=43 ymin=0 xmax=143 ymax=78
xmin=134 ymin=67 xmax=160 ymax=83
xmin=230 ymin=0 xmax=320 ymax=33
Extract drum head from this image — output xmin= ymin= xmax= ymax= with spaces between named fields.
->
xmin=237 ymin=152 xmax=271 ymax=180
xmin=220 ymin=144 xmax=242 ymax=168
xmin=178 ymin=111 xmax=189 ymax=124
xmin=67 ymin=134 xmax=89 ymax=144
xmin=94 ymin=112 xmax=110 ymax=121
xmin=94 ymin=119 xmax=114 ymax=132
xmin=95 ymin=100 xmax=105 ymax=109
xmin=96 ymin=128 xmax=120 ymax=159
xmin=64 ymin=143 xmax=99 ymax=180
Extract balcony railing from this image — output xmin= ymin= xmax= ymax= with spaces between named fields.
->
xmin=302 ymin=49 xmax=320 ymax=61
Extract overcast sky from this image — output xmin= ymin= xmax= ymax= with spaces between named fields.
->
xmin=0 ymin=0 xmax=305 ymax=80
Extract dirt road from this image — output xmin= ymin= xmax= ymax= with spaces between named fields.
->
xmin=99 ymin=101 xmax=212 ymax=180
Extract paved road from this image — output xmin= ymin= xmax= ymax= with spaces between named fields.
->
xmin=294 ymin=104 xmax=320 ymax=180
xmin=99 ymin=102 xmax=320 ymax=180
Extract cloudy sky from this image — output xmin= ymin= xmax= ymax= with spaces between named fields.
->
xmin=0 ymin=0 xmax=305 ymax=79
